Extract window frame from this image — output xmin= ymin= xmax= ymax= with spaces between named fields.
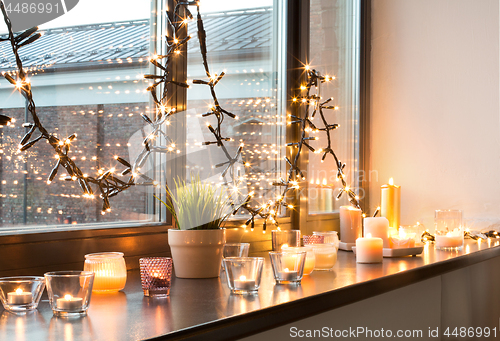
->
xmin=0 ymin=0 xmax=371 ymax=274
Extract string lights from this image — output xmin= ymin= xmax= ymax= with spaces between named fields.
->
xmin=0 ymin=0 xmax=361 ymax=228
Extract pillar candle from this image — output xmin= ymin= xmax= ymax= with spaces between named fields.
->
xmin=320 ymin=179 xmax=333 ymax=212
xmin=364 ymin=217 xmax=390 ymax=248
xmin=339 ymin=206 xmax=362 ymax=243
xmin=355 ymin=235 xmax=383 ymax=263
xmin=380 ymin=178 xmax=400 ymax=233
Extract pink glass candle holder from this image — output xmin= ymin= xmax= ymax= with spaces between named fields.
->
xmin=272 ymin=230 xmax=300 ymax=251
xmin=302 ymin=235 xmax=324 ymax=245
xmin=44 ymin=271 xmax=94 ymax=317
xmin=0 ymin=276 xmax=45 ymax=314
xmin=139 ymin=257 xmax=173 ymax=297
xmin=269 ymin=251 xmax=306 ymax=284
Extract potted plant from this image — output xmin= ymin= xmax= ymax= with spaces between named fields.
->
xmin=157 ymin=176 xmax=232 ymax=278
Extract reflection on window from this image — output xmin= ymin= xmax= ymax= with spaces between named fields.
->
xmin=0 ymin=3 xmax=153 ymax=227
xmin=307 ymin=0 xmax=360 ymax=214
xmin=185 ymin=3 xmax=286 ymax=221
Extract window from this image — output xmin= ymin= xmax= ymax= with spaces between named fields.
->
xmin=0 ymin=0 xmax=363 ymax=234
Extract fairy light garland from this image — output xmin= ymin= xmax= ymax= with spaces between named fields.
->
xmin=0 ymin=0 xmax=361 ymax=229
xmin=421 ymin=229 xmax=500 ymax=243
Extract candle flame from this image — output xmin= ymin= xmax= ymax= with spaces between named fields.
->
xmin=15 ymin=288 xmax=23 ymax=294
xmin=64 ymin=294 xmax=73 ymax=300
xmin=389 ymin=178 xmax=394 ymax=185
xmin=239 ymin=275 xmax=247 ymax=281
xmin=281 ymin=243 xmax=289 ymax=250
xmin=366 ymin=233 xmax=372 ymax=238
xmin=284 ymin=268 xmax=290 ymax=272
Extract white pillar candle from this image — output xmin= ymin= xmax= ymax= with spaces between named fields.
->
xmin=339 ymin=206 xmax=362 ymax=243
xmin=364 ymin=217 xmax=390 ymax=248
xmin=356 ymin=235 xmax=383 ymax=263
xmin=233 ymin=276 xmax=256 ymax=291
xmin=381 ymin=178 xmax=401 ymax=232
xmin=56 ymin=295 xmax=83 ymax=310
xmin=7 ymin=289 xmax=32 ymax=305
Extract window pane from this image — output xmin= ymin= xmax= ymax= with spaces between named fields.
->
xmin=184 ymin=1 xmax=286 ymax=221
xmin=307 ymin=0 xmax=360 ymax=214
xmin=0 ymin=1 xmax=154 ymax=228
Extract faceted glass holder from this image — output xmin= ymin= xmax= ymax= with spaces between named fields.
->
xmin=0 ymin=276 xmax=45 ymax=314
xmin=84 ymin=252 xmax=127 ymax=293
xmin=302 ymin=235 xmax=324 ymax=245
xmin=271 ymin=230 xmax=300 ymax=251
xmin=435 ymin=210 xmax=463 ymax=250
xmin=45 ymin=271 xmax=94 ymax=317
xmin=139 ymin=257 xmax=172 ymax=297
xmin=269 ymin=251 xmax=306 ymax=284
xmin=223 ymin=243 xmax=250 ymax=258
xmin=223 ymin=257 xmax=264 ymax=294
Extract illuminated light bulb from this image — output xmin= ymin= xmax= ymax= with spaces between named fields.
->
xmin=55 ymin=155 xmax=60 ymax=159
xmin=301 ymin=99 xmax=307 ymax=103
xmin=83 ymin=174 xmax=88 ymax=178
xmin=114 ymin=155 xmax=119 ymax=159
xmin=305 ymin=65 xmax=310 ymax=70
xmin=345 ymin=186 xmax=350 ymax=192
xmin=173 ymin=38 xmax=179 ymax=44
xmin=355 ymin=196 xmax=360 ymax=200
xmin=46 ymin=180 xmax=51 ymax=185
xmin=300 ymin=85 xmax=306 ymax=90
xmin=362 ymin=213 xmax=366 ymax=218
xmin=98 ymin=169 xmax=104 ymax=175
xmin=245 ymin=162 xmax=250 ymax=167
xmin=287 ymin=204 xmax=294 ymax=209
xmin=106 ymin=208 xmax=111 ymax=212
xmin=175 ymin=50 xmax=180 ymax=54
xmin=58 ymin=141 xmax=64 ymax=146
xmin=334 ymin=106 xmax=339 ymax=110
xmin=292 ymin=98 xmax=297 ymax=102
xmin=109 ymin=168 xmax=115 ymax=173
xmin=71 ymin=176 xmax=77 ymax=181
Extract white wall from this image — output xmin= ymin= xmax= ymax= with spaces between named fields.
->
xmin=369 ymin=0 xmax=500 ymax=232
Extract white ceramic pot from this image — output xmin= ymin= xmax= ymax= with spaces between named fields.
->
xmin=168 ymin=228 xmax=226 ymax=278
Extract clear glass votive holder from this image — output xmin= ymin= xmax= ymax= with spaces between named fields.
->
xmin=310 ymin=244 xmax=337 ymax=271
xmin=139 ymin=257 xmax=173 ymax=297
xmin=302 ymin=235 xmax=324 ymax=245
xmin=399 ymin=224 xmax=422 ymax=244
xmin=223 ymin=243 xmax=250 ymax=258
xmin=269 ymin=251 xmax=307 ymax=284
xmin=45 ymin=271 xmax=94 ymax=317
xmin=313 ymin=231 xmax=339 ymax=249
xmin=84 ymin=252 xmax=127 ymax=293
xmin=223 ymin=257 xmax=264 ymax=294
xmin=0 ymin=276 xmax=45 ymax=314
xmin=272 ymin=230 xmax=301 ymax=251
xmin=282 ymin=246 xmax=315 ymax=275
xmin=435 ymin=210 xmax=463 ymax=250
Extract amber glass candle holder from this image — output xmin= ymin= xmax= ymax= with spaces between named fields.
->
xmin=139 ymin=257 xmax=173 ymax=297
xmin=223 ymin=257 xmax=264 ymax=294
xmin=0 ymin=276 xmax=45 ymax=314
xmin=45 ymin=271 xmax=94 ymax=317
xmin=282 ymin=246 xmax=315 ymax=275
xmin=84 ymin=252 xmax=127 ymax=293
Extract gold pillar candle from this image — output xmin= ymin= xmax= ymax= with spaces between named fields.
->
xmin=380 ymin=178 xmax=400 ymax=233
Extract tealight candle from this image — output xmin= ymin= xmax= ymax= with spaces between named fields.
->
xmin=56 ymin=294 xmax=83 ymax=310
xmin=233 ymin=275 xmax=256 ymax=291
xmin=435 ymin=232 xmax=463 ymax=248
xmin=389 ymin=230 xmax=416 ymax=248
xmin=7 ymin=289 xmax=32 ymax=305
xmin=356 ymin=234 xmax=383 ymax=263
xmin=364 ymin=217 xmax=390 ymax=248
xmin=278 ymin=268 xmax=298 ymax=281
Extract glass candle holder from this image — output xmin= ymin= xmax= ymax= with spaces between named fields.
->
xmin=303 ymin=235 xmax=324 ymax=245
xmin=435 ymin=210 xmax=463 ymax=250
xmin=282 ymin=246 xmax=315 ymax=275
xmin=310 ymin=244 xmax=337 ymax=270
xmin=313 ymin=231 xmax=339 ymax=249
xmin=272 ymin=230 xmax=300 ymax=251
xmin=45 ymin=271 xmax=94 ymax=317
xmin=0 ymin=276 xmax=45 ymax=314
xmin=139 ymin=257 xmax=173 ymax=297
xmin=399 ymin=224 xmax=422 ymax=244
xmin=223 ymin=243 xmax=250 ymax=258
xmin=84 ymin=252 xmax=127 ymax=293
xmin=223 ymin=257 xmax=264 ymax=294
xmin=269 ymin=251 xmax=306 ymax=284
